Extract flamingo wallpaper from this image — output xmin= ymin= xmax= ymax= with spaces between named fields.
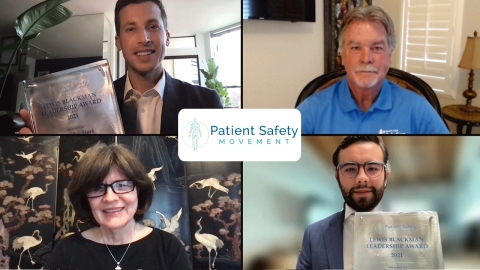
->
xmin=0 ymin=136 xmax=241 ymax=270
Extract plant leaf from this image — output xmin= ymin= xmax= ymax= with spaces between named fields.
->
xmin=15 ymin=0 xmax=72 ymax=39
xmin=200 ymin=69 xmax=212 ymax=80
xmin=211 ymin=66 xmax=218 ymax=80
xmin=207 ymin=58 xmax=216 ymax=73
xmin=205 ymin=81 xmax=215 ymax=89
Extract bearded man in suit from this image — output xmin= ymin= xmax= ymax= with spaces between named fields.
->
xmin=296 ymin=136 xmax=390 ymax=270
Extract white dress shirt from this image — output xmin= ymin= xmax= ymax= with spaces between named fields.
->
xmin=343 ymin=204 xmax=380 ymax=270
xmin=123 ymin=71 xmax=166 ymax=134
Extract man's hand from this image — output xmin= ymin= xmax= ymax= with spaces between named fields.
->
xmin=19 ymin=109 xmax=33 ymax=134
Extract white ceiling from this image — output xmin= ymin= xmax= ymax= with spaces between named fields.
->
xmin=0 ymin=0 xmax=240 ymax=58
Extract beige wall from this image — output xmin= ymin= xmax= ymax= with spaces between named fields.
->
xmin=243 ymin=0 xmax=480 ymax=133
xmin=438 ymin=0 xmax=480 ymax=133
xmin=243 ymin=0 xmax=324 ymax=108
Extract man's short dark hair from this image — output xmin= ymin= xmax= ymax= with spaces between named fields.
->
xmin=115 ymin=0 xmax=168 ymax=36
xmin=68 ymin=142 xmax=154 ymax=226
xmin=332 ymin=136 xmax=389 ymax=167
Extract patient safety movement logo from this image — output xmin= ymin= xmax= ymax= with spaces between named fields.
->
xmin=178 ymin=109 xmax=301 ymax=161
xmin=375 ymin=223 xmax=384 ymax=234
xmin=181 ymin=118 xmax=209 ymax=152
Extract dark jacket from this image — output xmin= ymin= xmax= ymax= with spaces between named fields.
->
xmin=114 ymin=72 xmax=222 ymax=134
xmin=296 ymin=208 xmax=345 ymax=270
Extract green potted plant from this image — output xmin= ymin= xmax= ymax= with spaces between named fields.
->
xmin=0 ymin=0 xmax=72 ymax=104
xmin=200 ymin=58 xmax=231 ymax=106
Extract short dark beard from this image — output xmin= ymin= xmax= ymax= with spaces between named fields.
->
xmin=340 ymin=184 xmax=385 ymax=212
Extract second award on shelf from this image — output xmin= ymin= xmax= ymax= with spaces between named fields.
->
xmin=23 ymin=60 xmax=124 ymax=134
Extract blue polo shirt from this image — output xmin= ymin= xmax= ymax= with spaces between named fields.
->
xmin=297 ymin=77 xmax=450 ymax=134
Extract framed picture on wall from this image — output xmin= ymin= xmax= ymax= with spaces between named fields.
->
xmin=18 ymin=53 xmax=27 ymax=71
xmin=324 ymin=0 xmax=372 ymax=72
xmin=0 ymin=36 xmax=19 ymax=66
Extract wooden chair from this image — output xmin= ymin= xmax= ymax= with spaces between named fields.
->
xmin=295 ymin=67 xmax=443 ymax=117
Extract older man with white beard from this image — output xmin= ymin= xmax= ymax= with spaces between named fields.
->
xmin=297 ymin=6 xmax=449 ymax=134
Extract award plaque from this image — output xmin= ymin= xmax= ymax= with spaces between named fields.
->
xmin=353 ymin=212 xmax=444 ymax=269
xmin=23 ymin=60 xmax=124 ymax=134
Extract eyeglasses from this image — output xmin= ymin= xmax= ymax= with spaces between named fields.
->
xmin=86 ymin=180 xmax=136 ymax=198
xmin=336 ymin=161 xmax=386 ymax=178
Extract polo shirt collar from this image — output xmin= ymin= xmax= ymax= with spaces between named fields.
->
xmin=338 ymin=77 xmax=392 ymax=113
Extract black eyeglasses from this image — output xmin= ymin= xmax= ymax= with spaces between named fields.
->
xmin=336 ymin=161 xmax=386 ymax=178
xmin=86 ymin=180 xmax=136 ymax=198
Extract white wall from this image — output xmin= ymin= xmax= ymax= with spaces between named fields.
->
xmin=374 ymin=0 xmax=401 ymax=69
xmin=243 ymin=0 xmax=324 ymax=108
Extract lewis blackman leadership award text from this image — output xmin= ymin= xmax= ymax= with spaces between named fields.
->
xmin=23 ymin=60 xmax=124 ymax=134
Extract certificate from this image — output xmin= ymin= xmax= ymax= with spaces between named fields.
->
xmin=23 ymin=60 xmax=124 ymax=134
xmin=353 ymin=211 xmax=444 ymax=269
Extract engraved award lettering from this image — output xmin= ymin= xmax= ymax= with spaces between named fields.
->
xmin=353 ymin=212 xmax=444 ymax=269
xmin=23 ymin=60 xmax=124 ymax=134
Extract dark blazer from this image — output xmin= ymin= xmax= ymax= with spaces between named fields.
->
xmin=113 ymin=72 xmax=223 ymax=134
xmin=296 ymin=208 xmax=345 ymax=270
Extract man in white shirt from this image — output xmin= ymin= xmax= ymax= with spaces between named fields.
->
xmin=19 ymin=0 xmax=222 ymax=134
xmin=296 ymin=136 xmax=390 ymax=270
xmin=113 ymin=0 xmax=222 ymax=134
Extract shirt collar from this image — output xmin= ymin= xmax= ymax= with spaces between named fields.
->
xmin=338 ymin=77 xmax=392 ymax=113
xmin=123 ymin=70 xmax=166 ymax=100
xmin=344 ymin=203 xmax=380 ymax=220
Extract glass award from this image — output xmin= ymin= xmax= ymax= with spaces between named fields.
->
xmin=353 ymin=211 xmax=444 ymax=269
xmin=23 ymin=60 xmax=124 ymax=134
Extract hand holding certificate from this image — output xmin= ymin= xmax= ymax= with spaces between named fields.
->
xmin=23 ymin=60 xmax=124 ymax=134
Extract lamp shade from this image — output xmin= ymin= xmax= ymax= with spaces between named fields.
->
xmin=458 ymin=31 xmax=480 ymax=69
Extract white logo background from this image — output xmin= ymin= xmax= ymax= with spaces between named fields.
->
xmin=178 ymin=109 xmax=301 ymax=161
xmin=181 ymin=119 xmax=209 ymax=151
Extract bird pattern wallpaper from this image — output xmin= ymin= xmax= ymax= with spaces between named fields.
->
xmin=186 ymin=162 xmax=242 ymax=270
xmin=0 ymin=136 xmax=59 ymax=270
xmin=0 ymin=136 xmax=241 ymax=270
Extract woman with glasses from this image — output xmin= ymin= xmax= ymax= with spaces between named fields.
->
xmin=45 ymin=142 xmax=191 ymax=270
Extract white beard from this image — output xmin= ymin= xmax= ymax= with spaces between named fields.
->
xmin=354 ymin=75 xmax=379 ymax=89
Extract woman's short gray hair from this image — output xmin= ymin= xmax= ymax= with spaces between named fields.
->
xmin=337 ymin=6 xmax=396 ymax=54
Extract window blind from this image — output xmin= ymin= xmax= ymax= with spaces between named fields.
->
xmin=402 ymin=0 xmax=458 ymax=94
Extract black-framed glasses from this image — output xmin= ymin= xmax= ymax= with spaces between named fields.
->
xmin=336 ymin=161 xmax=386 ymax=178
xmin=86 ymin=180 xmax=136 ymax=198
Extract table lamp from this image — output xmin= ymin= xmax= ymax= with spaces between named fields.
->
xmin=458 ymin=30 xmax=480 ymax=112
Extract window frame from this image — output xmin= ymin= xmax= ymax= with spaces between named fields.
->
xmin=399 ymin=0 xmax=464 ymax=99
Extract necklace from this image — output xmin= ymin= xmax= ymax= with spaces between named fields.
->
xmin=99 ymin=223 xmax=136 ymax=270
